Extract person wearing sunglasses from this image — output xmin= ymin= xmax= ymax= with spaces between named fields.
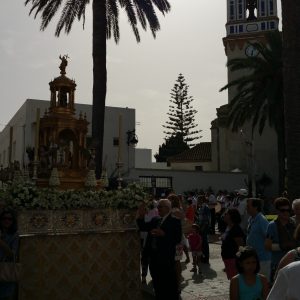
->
xmin=265 ymin=197 xmax=297 ymax=282
xmin=0 ymin=209 xmax=19 ymax=300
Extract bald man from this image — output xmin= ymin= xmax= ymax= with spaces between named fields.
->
xmin=136 ymin=199 xmax=182 ymax=300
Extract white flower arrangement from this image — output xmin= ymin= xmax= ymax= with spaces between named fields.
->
xmin=0 ymin=182 xmax=149 ymax=210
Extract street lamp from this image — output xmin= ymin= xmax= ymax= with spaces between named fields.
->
xmin=126 ymin=130 xmax=138 ymax=146
xmin=240 ymin=129 xmax=256 ymax=197
xmin=126 ymin=130 xmax=138 ymax=173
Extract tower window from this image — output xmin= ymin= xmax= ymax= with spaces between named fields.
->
xmin=261 ymin=1 xmax=265 ymax=16
xmin=269 ymin=0 xmax=274 ymax=15
xmin=261 ymin=22 xmax=266 ymax=30
xmin=230 ymin=3 xmax=235 ymax=20
xmin=238 ymin=0 xmax=243 ymax=19
xmin=230 ymin=26 xmax=235 ymax=34
xmin=270 ymin=21 xmax=275 ymax=29
xmin=113 ymin=137 xmax=119 ymax=146
xmin=246 ymin=0 xmax=258 ymax=20
xmin=239 ymin=25 xmax=244 ymax=33
xmin=229 ymin=0 xmax=236 ymax=20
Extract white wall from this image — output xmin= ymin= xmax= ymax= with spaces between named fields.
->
xmin=130 ymin=168 xmax=248 ymax=194
xmin=0 ymin=99 xmax=136 ymax=177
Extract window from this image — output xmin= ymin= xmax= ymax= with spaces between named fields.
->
xmin=270 ymin=21 xmax=275 ymax=29
xmin=238 ymin=0 xmax=243 ymax=19
xmin=261 ymin=22 xmax=266 ymax=30
xmin=269 ymin=0 xmax=274 ymax=15
xmin=239 ymin=25 xmax=244 ymax=33
xmin=230 ymin=26 xmax=235 ymax=34
xmin=261 ymin=0 xmax=265 ymax=16
xmin=230 ymin=1 xmax=235 ymax=20
xmin=195 ymin=166 xmax=203 ymax=171
xmin=139 ymin=177 xmax=152 ymax=188
xmin=113 ymin=137 xmax=119 ymax=146
xmin=139 ymin=176 xmax=172 ymax=188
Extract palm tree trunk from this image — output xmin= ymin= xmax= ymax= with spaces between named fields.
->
xmin=92 ymin=0 xmax=107 ymax=179
xmin=282 ymin=1 xmax=300 ymax=198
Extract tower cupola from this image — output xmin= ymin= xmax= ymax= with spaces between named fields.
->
xmin=49 ymin=55 xmax=76 ymax=114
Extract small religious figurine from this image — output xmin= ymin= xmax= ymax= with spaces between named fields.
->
xmin=247 ymin=0 xmax=257 ymax=20
xmin=59 ymin=54 xmax=69 ymax=75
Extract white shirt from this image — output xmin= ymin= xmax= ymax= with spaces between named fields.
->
xmin=267 ymin=261 xmax=300 ymax=300
xmin=237 ymin=197 xmax=249 ymax=233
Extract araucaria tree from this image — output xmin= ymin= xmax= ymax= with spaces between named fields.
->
xmin=163 ymin=74 xmax=201 ymax=147
xmin=25 ymin=0 xmax=171 ymax=178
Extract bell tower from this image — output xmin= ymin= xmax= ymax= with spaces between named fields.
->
xmin=226 ymin=0 xmax=278 ymax=36
xmin=210 ymin=1 xmax=280 ymax=195
xmin=224 ymin=0 xmax=279 ymax=103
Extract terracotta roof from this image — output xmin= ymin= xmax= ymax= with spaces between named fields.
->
xmin=168 ymin=142 xmax=212 ymax=163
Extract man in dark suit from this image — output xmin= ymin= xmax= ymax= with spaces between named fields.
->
xmin=136 ymin=199 xmax=182 ymax=300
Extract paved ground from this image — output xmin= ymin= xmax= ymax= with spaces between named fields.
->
xmin=142 ymin=240 xmax=229 ymax=300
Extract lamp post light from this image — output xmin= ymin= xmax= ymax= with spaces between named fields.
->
xmin=240 ymin=129 xmax=256 ymax=197
xmin=126 ymin=130 xmax=138 ymax=173
xmin=126 ymin=130 xmax=138 ymax=146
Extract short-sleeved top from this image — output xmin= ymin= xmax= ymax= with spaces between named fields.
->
xmin=188 ymin=232 xmax=202 ymax=252
xmin=237 ymin=274 xmax=263 ymax=300
xmin=266 ymin=221 xmax=287 ymax=267
xmin=185 ymin=206 xmax=195 ymax=223
xmin=247 ymin=213 xmax=271 ymax=262
xmin=221 ymin=225 xmax=245 ymax=259
xmin=267 ymin=261 xmax=300 ymax=300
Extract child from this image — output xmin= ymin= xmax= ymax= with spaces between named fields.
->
xmin=187 ymin=224 xmax=202 ymax=274
xmin=230 ymin=246 xmax=269 ymax=300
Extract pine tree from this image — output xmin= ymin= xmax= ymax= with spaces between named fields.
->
xmin=154 ymin=132 xmax=189 ymax=162
xmin=163 ymin=74 xmax=201 ymax=147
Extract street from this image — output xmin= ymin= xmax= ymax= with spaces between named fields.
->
xmin=142 ymin=241 xmax=229 ymax=299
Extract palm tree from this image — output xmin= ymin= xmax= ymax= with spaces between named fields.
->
xmin=219 ymin=31 xmax=285 ymax=194
xmin=25 ymin=0 xmax=171 ymax=178
xmin=281 ymin=1 xmax=300 ymax=199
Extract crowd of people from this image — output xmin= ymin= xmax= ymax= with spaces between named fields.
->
xmin=136 ymin=189 xmax=300 ymax=300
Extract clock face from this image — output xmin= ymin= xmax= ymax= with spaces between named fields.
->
xmin=245 ymin=45 xmax=259 ymax=57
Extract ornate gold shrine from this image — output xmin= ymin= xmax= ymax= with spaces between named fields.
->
xmin=36 ymin=56 xmax=91 ymax=189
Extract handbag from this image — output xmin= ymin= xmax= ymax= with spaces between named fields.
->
xmin=0 ymin=258 xmax=21 ymax=282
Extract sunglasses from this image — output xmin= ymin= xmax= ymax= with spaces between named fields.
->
xmin=157 ymin=205 xmax=168 ymax=209
xmin=278 ymin=208 xmax=291 ymax=213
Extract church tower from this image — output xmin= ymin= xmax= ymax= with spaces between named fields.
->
xmin=226 ymin=0 xmax=278 ymax=36
xmin=210 ymin=0 xmax=280 ymax=196
xmin=224 ymin=0 xmax=279 ymax=102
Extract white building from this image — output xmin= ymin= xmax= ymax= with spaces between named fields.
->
xmin=0 ymin=99 xmax=136 ymax=177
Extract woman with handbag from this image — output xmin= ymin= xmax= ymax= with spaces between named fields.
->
xmin=0 ymin=209 xmax=19 ymax=300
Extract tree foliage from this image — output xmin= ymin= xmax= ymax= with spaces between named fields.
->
xmin=154 ymin=132 xmax=189 ymax=162
xmin=163 ymin=73 xmax=201 ymax=147
xmin=24 ymin=0 xmax=171 ymax=42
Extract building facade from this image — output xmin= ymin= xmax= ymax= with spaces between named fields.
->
xmin=210 ymin=0 xmax=280 ymax=196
